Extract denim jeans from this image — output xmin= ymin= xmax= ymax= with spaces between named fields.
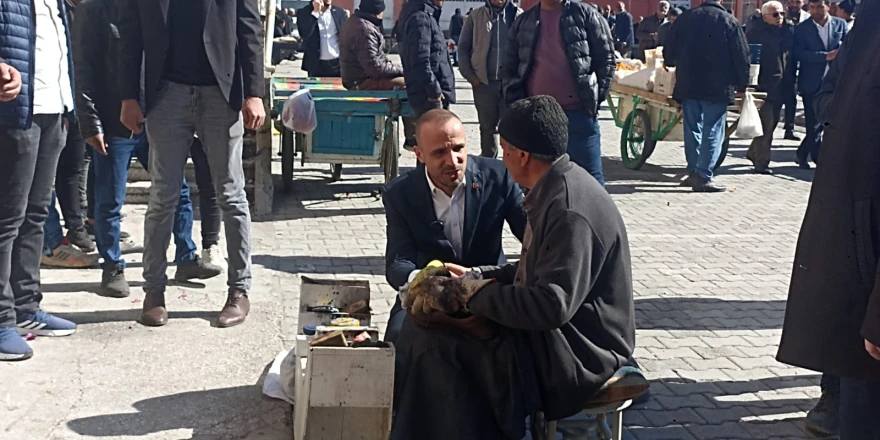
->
xmin=839 ymin=376 xmax=880 ymax=439
xmin=143 ymin=81 xmax=252 ymax=294
xmin=44 ymin=192 xmax=65 ymax=251
xmin=797 ymin=92 xmax=822 ymax=163
xmin=565 ymin=109 xmax=605 ymax=187
xmin=190 ymin=137 xmax=221 ymax=249
xmin=681 ymin=99 xmax=728 ymax=180
xmin=0 ymin=114 xmax=66 ymax=327
xmin=92 ymin=133 xmax=197 ymax=270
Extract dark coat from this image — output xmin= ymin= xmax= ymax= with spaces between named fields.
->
xmin=613 ymin=11 xmax=634 ymax=47
xmin=449 ymin=12 xmax=464 ymax=38
xmin=383 ymin=156 xmax=527 ymax=292
xmin=663 ymin=2 xmax=750 ymax=104
xmin=745 ymin=20 xmax=795 ymax=101
xmin=72 ymin=0 xmax=133 ymax=139
xmin=398 ymin=0 xmax=456 ymax=109
xmin=0 ymin=0 xmax=76 ymax=129
xmin=117 ymin=0 xmax=264 ymax=113
xmin=813 ymin=33 xmax=849 ymax=124
xmin=502 ymin=0 xmax=616 ymax=116
xmin=793 ymin=16 xmax=847 ymax=95
xmin=339 ymin=11 xmax=403 ymax=89
xmin=296 ymin=4 xmax=347 ymax=74
xmin=776 ymin=6 xmax=880 ymax=381
xmin=636 ymin=13 xmax=662 ymax=52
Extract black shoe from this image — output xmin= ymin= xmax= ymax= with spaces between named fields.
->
xmin=100 ymin=265 xmax=130 ymax=298
xmin=680 ymin=172 xmax=696 ymax=187
xmin=797 ymin=157 xmax=812 ymax=170
xmin=805 ymin=391 xmax=840 ymax=436
xmin=754 ymin=165 xmax=774 ymax=175
xmin=692 ymin=175 xmax=728 ymax=193
xmin=784 ymin=130 xmax=801 ymax=141
xmin=174 ymin=255 xmax=223 ymax=282
xmin=66 ymin=227 xmax=95 ymax=252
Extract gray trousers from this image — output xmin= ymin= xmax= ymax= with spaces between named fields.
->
xmin=473 ymin=81 xmax=504 ymax=158
xmin=143 ymin=82 xmax=252 ymax=294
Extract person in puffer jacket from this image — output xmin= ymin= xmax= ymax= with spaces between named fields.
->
xmin=502 ymin=0 xmax=615 ymax=186
xmin=398 ymin=0 xmax=456 ymax=116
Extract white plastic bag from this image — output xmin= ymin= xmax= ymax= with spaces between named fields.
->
xmin=616 ymin=68 xmax=656 ymax=92
xmin=735 ymin=92 xmax=763 ymax=139
xmin=281 ymin=89 xmax=317 ymax=134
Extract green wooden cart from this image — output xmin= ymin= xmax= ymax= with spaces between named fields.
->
xmin=607 ymin=83 xmax=766 ymax=170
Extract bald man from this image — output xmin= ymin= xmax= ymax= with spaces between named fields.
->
xmin=382 ymin=109 xmax=526 ymax=342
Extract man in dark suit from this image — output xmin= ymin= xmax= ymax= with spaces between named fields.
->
xmin=383 ymin=109 xmax=527 ymax=342
xmin=297 ymin=0 xmax=348 ymax=77
xmin=792 ymin=0 xmax=847 ymax=169
xmin=118 ymin=0 xmax=265 ymax=328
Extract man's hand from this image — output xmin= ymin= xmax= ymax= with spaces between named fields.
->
xmin=469 ymin=79 xmax=480 ymax=88
xmin=86 ymin=133 xmax=109 ymax=156
xmin=0 ymin=63 xmax=22 ymax=102
xmin=242 ymin=97 xmax=265 ymax=131
xmin=428 ymin=94 xmax=443 ymax=103
xmin=827 ymin=50 xmax=838 ymax=61
xmin=444 ymin=263 xmax=469 ymax=277
xmin=406 ymin=276 xmax=494 ymax=315
xmin=312 ymin=0 xmax=322 ymax=12
xmin=867 ymin=339 xmax=880 ymax=362
xmin=120 ymin=99 xmax=144 ymax=134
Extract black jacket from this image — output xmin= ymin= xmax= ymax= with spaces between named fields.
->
xmin=296 ymin=4 xmax=347 ymax=74
xmin=746 ymin=20 xmax=795 ymax=101
xmin=663 ymin=2 xmax=750 ymax=104
xmin=449 ymin=12 xmax=464 ymax=38
xmin=117 ymin=0 xmax=264 ymax=113
xmin=502 ymin=0 xmax=615 ymax=116
xmin=340 ymin=11 xmax=403 ymax=88
xmin=813 ymin=33 xmax=849 ymax=124
xmin=398 ymin=0 xmax=456 ymax=109
xmin=777 ymin=5 xmax=880 ymax=381
xmin=72 ymin=0 xmax=131 ymax=139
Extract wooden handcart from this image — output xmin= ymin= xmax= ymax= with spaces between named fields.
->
xmin=607 ymin=83 xmax=766 ymax=170
xmin=271 ymin=77 xmax=414 ymax=192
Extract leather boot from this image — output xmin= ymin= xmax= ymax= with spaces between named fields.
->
xmin=218 ymin=290 xmax=249 ymax=328
xmin=140 ymin=291 xmax=168 ymax=327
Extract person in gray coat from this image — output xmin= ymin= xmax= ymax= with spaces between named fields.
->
xmin=457 ymin=0 xmax=521 ymax=158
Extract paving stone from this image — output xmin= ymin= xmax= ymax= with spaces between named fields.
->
xmin=686 ymin=421 xmax=753 ymax=439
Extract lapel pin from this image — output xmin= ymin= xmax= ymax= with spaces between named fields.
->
xmin=472 ymin=182 xmax=480 ymax=190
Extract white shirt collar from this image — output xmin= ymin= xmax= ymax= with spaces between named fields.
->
xmin=425 ymin=166 xmax=465 ymax=196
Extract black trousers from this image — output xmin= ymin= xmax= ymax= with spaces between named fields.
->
xmin=190 ymin=137 xmax=222 ymax=249
xmin=307 ymin=58 xmax=341 ymax=78
xmin=0 ymin=114 xmax=66 ymax=327
xmin=54 ymin=116 xmax=87 ymax=230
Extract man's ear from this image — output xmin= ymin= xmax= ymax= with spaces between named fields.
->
xmin=414 ymin=145 xmax=424 ymax=163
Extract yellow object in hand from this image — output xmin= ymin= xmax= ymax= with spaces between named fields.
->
xmin=412 ymin=260 xmax=446 ymax=286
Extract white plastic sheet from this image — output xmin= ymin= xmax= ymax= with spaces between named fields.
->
xmin=735 ymin=92 xmax=764 ymax=139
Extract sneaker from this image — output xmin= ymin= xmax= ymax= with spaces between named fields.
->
xmin=805 ymin=391 xmax=840 ymax=436
xmin=202 ymin=245 xmax=225 ymax=270
xmin=174 ymin=255 xmax=223 ymax=282
xmin=100 ymin=265 xmax=130 ymax=298
xmin=119 ymin=238 xmax=144 ymax=254
xmin=0 ymin=327 xmax=33 ymax=361
xmin=16 ymin=310 xmax=76 ymax=337
xmin=41 ymin=242 xmax=99 ymax=268
xmin=66 ymin=226 xmax=95 ymax=252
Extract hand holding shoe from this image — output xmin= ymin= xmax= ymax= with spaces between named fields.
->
xmin=405 ymin=275 xmax=494 ymax=315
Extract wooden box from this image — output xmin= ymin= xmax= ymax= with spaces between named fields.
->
xmin=654 ymin=67 xmax=676 ymax=97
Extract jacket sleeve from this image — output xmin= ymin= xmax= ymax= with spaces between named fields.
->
xmin=586 ymin=7 xmax=616 ymax=102
xmin=794 ymin=25 xmax=829 ymax=63
xmin=728 ymin=20 xmax=751 ymax=91
xmin=297 ymin=7 xmax=319 ymax=42
xmin=237 ymin=0 xmax=265 ymax=99
xmin=117 ymin=0 xmax=143 ymax=101
xmin=814 ymin=35 xmax=847 ymax=124
xmin=478 ymin=262 xmax=520 ymax=285
xmin=865 ymin=264 xmax=880 ymax=348
xmin=383 ymin=192 xmax=419 ymax=290
xmin=357 ymin=29 xmax=404 ymax=79
xmin=469 ymin=210 xmax=606 ymax=330
xmin=662 ymin=18 xmax=678 ymax=66
xmin=501 ymin=16 xmax=523 ymax=105
xmin=457 ymin=15 xmax=479 ymax=84
xmin=403 ymin=13 xmax=442 ymax=100
xmin=71 ymin=2 xmax=102 ymax=139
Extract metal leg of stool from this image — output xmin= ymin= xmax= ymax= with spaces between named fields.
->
xmin=546 ymin=420 xmax=557 ymax=440
xmin=611 ymin=410 xmax=623 ymax=440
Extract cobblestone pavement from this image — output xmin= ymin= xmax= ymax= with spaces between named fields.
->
xmin=1 ymin=56 xmax=824 ymax=440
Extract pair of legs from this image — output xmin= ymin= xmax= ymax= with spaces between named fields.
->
xmin=307 ymin=58 xmax=341 ymax=78
xmin=352 ymin=77 xmax=416 ymax=145
xmin=747 ymin=98 xmax=782 ymax=172
xmin=797 ymin=91 xmax=822 ymax=167
xmin=782 ymin=86 xmax=798 ymax=137
xmin=141 ymin=81 xmax=252 ymax=327
xmin=681 ymin=99 xmax=728 ymax=191
xmin=473 ymin=81 xmax=505 ymax=158
xmin=564 ymin=109 xmax=604 ymax=187
xmin=838 ymin=376 xmax=880 ymax=439
xmin=0 ymin=114 xmax=77 ymax=360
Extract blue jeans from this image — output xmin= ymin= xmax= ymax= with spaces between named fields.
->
xmin=44 ymin=192 xmax=65 ymax=252
xmin=92 ymin=133 xmax=196 ymax=269
xmin=681 ymin=99 xmax=728 ymax=180
xmin=565 ymin=110 xmax=604 ymax=186
xmin=839 ymin=376 xmax=880 ymax=439
xmin=452 ymin=35 xmax=460 ymax=64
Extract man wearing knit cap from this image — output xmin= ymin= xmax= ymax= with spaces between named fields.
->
xmin=392 ymin=96 xmax=638 ymax=439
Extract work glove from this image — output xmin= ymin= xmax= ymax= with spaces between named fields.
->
xmin=405 ymin=275 xmax=495 ymax=316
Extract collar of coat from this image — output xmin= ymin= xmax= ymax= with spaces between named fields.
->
xmin=355 ymin=9 xmax=383 ymax=27
xmin=420 ymin=0 xmax=442 ymax=20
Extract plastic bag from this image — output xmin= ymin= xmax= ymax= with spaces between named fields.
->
xmin=616 ymin=68 xmax=656 ymax=92
xmin=735 ymin=92 xmax=763 ymax=139
xmin=281 ymin=89 xmax=317 ymax=134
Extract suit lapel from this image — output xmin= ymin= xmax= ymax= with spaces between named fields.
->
xmin=409 ymin=165 xmax=457 ymax=260
xmin=461 ymin=160 xmax=483 ymax=259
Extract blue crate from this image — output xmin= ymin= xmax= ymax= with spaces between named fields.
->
xmin=310 ymin=114 xmax=380 ymax=157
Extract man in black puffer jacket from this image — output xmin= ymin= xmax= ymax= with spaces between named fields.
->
xmin=502 ymin=0 xmax=615 ymax=186
xmin=399 ymin=0 xmax=456 ymax=116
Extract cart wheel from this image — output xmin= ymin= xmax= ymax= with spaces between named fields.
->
xmin=383 ymin=128 xmax=400 ymax=184
xmin=714 ymin=136 xmax=730 ymax=170
xmin=281 ymin=128 xmax=294 ymax=193
xmin=331 ymin=164 xmax=343 ymax=181
xmin=620 ymin=108 xmax=657 ymax=170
